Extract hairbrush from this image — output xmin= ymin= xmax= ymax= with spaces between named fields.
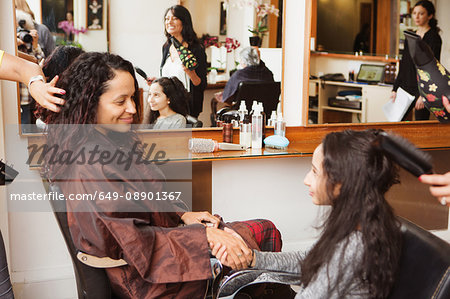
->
xmin=189 ymin=138 xmax=246 ymax=153
xmin=134 ymin=67 xmax=148 ymax=80
xmin=373 ymin=132 xmax=433 ymax=177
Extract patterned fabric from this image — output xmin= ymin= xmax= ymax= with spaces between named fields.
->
xmin=171 ymin=37 xmax=198 ymax=70
xmin=239 ymin=219 xmax=282 ymax=252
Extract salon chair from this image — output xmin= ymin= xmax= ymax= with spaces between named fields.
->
xmin=217 ymin=218 xmax=450 ymax=298
xmin=45 ymin=182 xmax=223 ymax=299
xmin=186 ymin=114 xmax=203 ymax=128
xmin=231 ymin=81 xmax=281 ymax=117
xmin=45 ymin=182 xmax=121 ymax=299
xmin=387 ymin=218 xmax=450 ymax=298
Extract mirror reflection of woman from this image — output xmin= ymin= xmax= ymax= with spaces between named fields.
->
xmin=143 ymin=77 xmax=188 ymax=129
xmin=160 ymin=5 xmax=207 ymax=118
xmin=40 ymin=52 xmax=282 ymax=298
xmin=391 ymin=0 xmax=442 ymax=121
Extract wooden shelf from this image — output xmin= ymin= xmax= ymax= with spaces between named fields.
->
xmin=322 ymin=105 xmax=362 ymax=114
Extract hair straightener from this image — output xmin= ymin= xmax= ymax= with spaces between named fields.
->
xmin=373 ymin=131 xmax=433 ymax=177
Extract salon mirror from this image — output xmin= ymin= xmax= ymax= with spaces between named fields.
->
xmin=306 ymin=0 xmax=447 ymax=125
xmin=15 ymin=0 xmax=283 ymax=133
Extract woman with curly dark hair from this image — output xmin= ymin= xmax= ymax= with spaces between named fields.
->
xmin=40 ymin=52 xmax=282 ymax=298
xmin=213 ymin=129 xmax=403 ymax=298
xmin=143 ymin=76 xmax=189 ymax=129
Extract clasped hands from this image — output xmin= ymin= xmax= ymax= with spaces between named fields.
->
xmin=181 ymin=211 xmax=253 ymax=270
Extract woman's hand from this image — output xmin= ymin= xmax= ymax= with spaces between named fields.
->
xmin=443 ymin=95 xmax=450 ymax=113
xmin=182 ymin=65 xmax=201 ymax=86
xmin=29 ymin=75 xmax=66 ymax=112
xmin=146 ymin=76 xmax=156 ymax=86
xmin=390 ymin=91 xmax=397 ymax=102
xmin=419 ymin=172 xmax=450 ymax=206
xmin=181 ymin=211 xmax=220 ymax=228
xmin=206 ymin=227 xmax=253 ymax=270
xmin=415 ymin=96 xmax=425 ymax=110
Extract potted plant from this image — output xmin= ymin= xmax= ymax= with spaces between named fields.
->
xmin=248 ymin=2 xmax=279 ymax=47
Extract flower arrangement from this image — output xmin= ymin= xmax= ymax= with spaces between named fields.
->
xmin=202 ymin=34 xmax=220 ymax=49
xmin=224 ymin=37 xmax=241 ymax=53
xmin=58 ymin=21 xmax=87 ymax=37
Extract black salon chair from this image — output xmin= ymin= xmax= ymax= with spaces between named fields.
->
xmin=231 ymin=81 xmax=281 ymax=117
xmin=186 ymin=114 xmax=203 ymax=128
xmin=45 ymin=182 xmax=121 ymax=299
xmin=388 ymin=218 xmax=450 ymax=298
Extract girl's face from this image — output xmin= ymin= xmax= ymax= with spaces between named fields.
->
xmin=148 ymin=82 xmax=170 ymax=112
xmin=165 ymin=10 xmax=183 ymax=36
xmin=96 ymin=70 xmax=136 ymax=132
xmin=304 ymin=144 xmax=329 ymax=205
xmin=412 ymin=5 xmax=432 ymax=27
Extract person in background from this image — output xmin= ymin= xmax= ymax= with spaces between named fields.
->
xmin=391 ymin=0 xmax=442 ymax=121
xmin=215 ymin=46 xmax=274 ymax=104
xmin=15 ymin=0 xmax=55 ymax=57
xmin=213 ymin=129 xmax=403 ymax=298
xmin=40 ymin=52 xmax=282 ymax=298
xmin=143 ymin=77 xmax=188 ymax=129
xmin=0 ymin=50 xmax=65 ymax=112
xmin=160 ymin=5 xmax=207 ymax=118
xmin=420 ymin=97 xmax=450 ymax=206
xmin=353 ymin=23 xmax=370 ymax=53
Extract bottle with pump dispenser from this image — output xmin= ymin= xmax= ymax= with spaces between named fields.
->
xmin=251 ymin=105 xmax=263 ymax=149
xmin=268 ymin=111 xmax=277 ymax=126
xmin=222 ymin=115 xmax=233 ymax=143
xmin=240 ymin=114 xmax=252 ymax=148
xmin=238 ymin=101 xmax=247 ymax=125
xmin=258 ymin=102 xmax=266 ymax=141
xmin=274 ymin=112 xmax=286 ymax=137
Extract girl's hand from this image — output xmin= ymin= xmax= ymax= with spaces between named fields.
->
xmin=181 ymin=211 xmax=220 ymax=228
xmin=390 ymin=91 xmax=397 ymax=102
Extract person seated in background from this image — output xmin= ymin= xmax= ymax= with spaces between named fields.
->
xmin=142 ymin=77 xmax=188 ymax=129
xmin=215 ymin=46 xmax=274 ymax=105
xmin=213 ymin=129 xmax=403 ymax=298
xmin=39 ymin=52 xmax=282 ymax=298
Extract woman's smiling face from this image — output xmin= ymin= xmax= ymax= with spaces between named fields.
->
xmin=96 ymin=70 xmax=136 ymax=132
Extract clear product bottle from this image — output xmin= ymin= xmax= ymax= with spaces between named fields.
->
xmin=240 ymin=115 xmax=252 ymax=148
xmin=274 ymin=112 xmax=286 ymax=137
xmin=268 ymin=111 xmax=277 ymax=126
xmin=251 ymin=105 xmax=263 ymax=149
xmin=238 ymin=101 xmax=248 ymax=124
xmin=258 ymin=102 xmax=266 ymax=142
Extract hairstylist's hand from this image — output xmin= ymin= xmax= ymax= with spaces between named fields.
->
xmin=419 ymin=172 xmax=450 ymax=206
xmin=390 ymin=91 xmax=397 ymax=102
xmin=146 ymin=76 xmax=156 ymax=86
xmin=206 ymin=227 xmax=253 ymax=270
xmin=29 ymin=75 xmax=66 ymax=112
xmin=30 ymin=29 xmax=39 ymax=49
xmin=443 ymin=95 xmax=450 ymax=113
xmin=415 ymin=96 xmax=425 ymax=110
xmin=211 ymin=242 xmax=254 ymax=269
xmin=181 ymin=211 xmax=220 ymax=228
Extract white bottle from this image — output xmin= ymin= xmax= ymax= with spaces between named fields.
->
xmin=251 ymin=105 xmax=263 ymax=149
xmin=274 ymin=112 xmax=286 ymax=137
xmin=268 ymin=111 xmax=277 ymax=126
xmin=238 ymin=101 xmax=248 ymax=124
xmin=240 ymin=115 xmax=252 ymax=148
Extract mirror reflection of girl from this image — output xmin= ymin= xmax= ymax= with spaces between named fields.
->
xmin=391 ymin=0 xmax=442 ymax=121
xmin=143 ymin=76 xmax=188 ymax=129
xmin=213 ymin=130 xmax=403 ymax=298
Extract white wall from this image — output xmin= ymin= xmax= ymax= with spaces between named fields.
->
xmin=436 ymin=0 xmax=450 ymax=68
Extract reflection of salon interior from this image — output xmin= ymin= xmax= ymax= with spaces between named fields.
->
xmin=308 ymin=0 xmax=450 ymax=124
xmin=2 ymin=1 xmax=450 ymax=298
